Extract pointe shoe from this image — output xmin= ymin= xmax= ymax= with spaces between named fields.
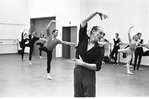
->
xmin=47 ymin=74 xmax=52 ymax=80
xmin=127 ymin=71 xmax=133 ymax=75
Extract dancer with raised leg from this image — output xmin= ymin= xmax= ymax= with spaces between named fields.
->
xmin=27 ymin=24 xmax=40 ymax=65
xmin=40 ymin=20 xmax=76 ymax=80
xmin=118 ymin=26 xmax=140 ymax=74
xmin=19 ymin=29 xmax=29 ymax=61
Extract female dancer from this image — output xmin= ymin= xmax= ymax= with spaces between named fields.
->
xmin=19 ymin=29 xmax=29 ymax=61
xmin=40 ymin=20 xmax=76 ymax=80
xmin=118 ymin=26 xmax=140 ymax=74
xmin=27 ymin=24 xmax=40 ymax=65
xmin=110 ymin=33 xmax=122 ymax=65
xmin=133 ymin=33 xmax=143 ymax=70
xmin=36 ymin=31 xmax=47 ymax=59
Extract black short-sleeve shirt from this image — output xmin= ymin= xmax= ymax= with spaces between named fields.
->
xmin=75 ymin=24 xmax=104 ymax=71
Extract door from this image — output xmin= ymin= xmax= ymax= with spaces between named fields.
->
xmin=62 ymin=26 xmax=77 ymax=59
xmin=62 ymin=27 xmax=70 ymax=58
xmin=30 ymin=17 xmax=56 ymax=58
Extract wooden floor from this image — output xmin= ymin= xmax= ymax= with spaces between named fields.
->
xmin=0 ymin=54 xmax=149 ymax=97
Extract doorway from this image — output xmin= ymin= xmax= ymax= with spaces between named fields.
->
xmin=62 ymin=26 xmax=77 ymax=59
xmin=30 ymin=17 xmax=56 ymax=58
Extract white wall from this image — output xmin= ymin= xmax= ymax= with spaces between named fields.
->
xmin=27 ymin=0 xmax=80 ymax=57
xmin=0 ymin=0 xmax=28 ymax=40
xmin=80 ymin=0 xmax=148 ymax=44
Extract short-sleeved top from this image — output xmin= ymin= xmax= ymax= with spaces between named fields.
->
xmin=44 ymin=35 xmax=61 ymax=51
xmin=75 ymin=24 xmax=104 ymax=71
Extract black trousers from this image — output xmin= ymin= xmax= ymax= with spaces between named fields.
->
xmin=39 ymin=46 xmax=52 ymax=73
xmin=110 ymin=47 xmax=119 ymax=64
xmin=21 ymin=46 xmax=26 ymax=60
xmin=36 ymin=42 xmax=44 ymax=56
xmin=29 ymin=46 xmax=34 ymax=61
xmin=25 ymin=44 xmax=34 ymax=61
xmin=74 ymin=66 xmax=96 ymax=97
xmin=134 ymin=47 xmax=143 ymax=70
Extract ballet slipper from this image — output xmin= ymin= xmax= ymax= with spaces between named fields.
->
xmin=127 ymin=71 xmax=133 ymax=75
xmin=47 ymin=74 xmax=52 ymax=80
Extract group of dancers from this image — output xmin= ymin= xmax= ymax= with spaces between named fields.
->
xmin=19 ymin=20 xmax=76 ymax=79
xmin=108 ymin=26 xmax=149 ymax=74
xmin=18 ymin=11 xmax=149 ymax=97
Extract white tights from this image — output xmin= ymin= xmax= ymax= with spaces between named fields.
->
xmin=118 ymin=48 xmax=133 ymax=74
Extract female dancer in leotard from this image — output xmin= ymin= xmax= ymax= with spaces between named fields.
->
xmin=19 ymin=29 xmax=29 ymax=61
xmin=118 ymin=26 xmax=140 ymax=74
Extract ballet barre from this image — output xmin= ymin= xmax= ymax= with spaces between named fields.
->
xmin=0 ymin=39 xmax=19 ymax=54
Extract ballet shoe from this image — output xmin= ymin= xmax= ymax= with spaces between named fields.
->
xmin=47 ymin=74 xmax=52 ymax=80
xmin=127 ymin=71 xmax=133 ymax=75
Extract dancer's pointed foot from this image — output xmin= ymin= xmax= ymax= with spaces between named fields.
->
xmin=127 ymin=71 xmax=133 ymax=75
xmin=47 ymin=74 xmax=52 ymax=80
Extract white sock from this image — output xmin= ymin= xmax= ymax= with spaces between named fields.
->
xmin=47 ymin=74 xmax=52 ymax=80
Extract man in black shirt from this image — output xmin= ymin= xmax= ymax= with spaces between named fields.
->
xmin=74 ymin=11 xmax=108 ymax=97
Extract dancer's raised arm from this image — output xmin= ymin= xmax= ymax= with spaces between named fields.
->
xmin=28 ymin=24 xmax=33 ymax=35
xmin=128 ymin=26 xmax=134 ymax=43
xmin=81 ymin=11 xmax=108 ymax=28
xmin=46 ymin=20 xmax=56 ymax=36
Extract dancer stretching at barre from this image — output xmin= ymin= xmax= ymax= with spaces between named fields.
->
xmin=118 ymin=26 xmax=141 ymax=74
xmin=40 ymin=20 xmax=76 ymax=80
